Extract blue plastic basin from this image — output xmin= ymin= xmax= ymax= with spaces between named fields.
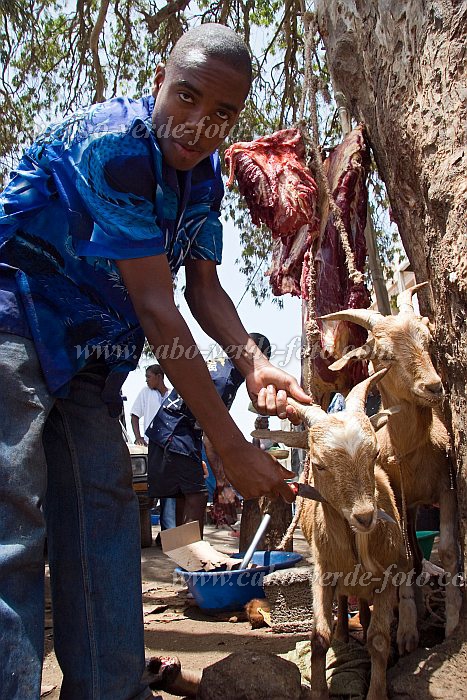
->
xmin=175 ymin=550 xmax=302 ymax=613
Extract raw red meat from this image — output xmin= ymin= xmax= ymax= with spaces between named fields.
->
xmin=306 ymin=126 xmax=371 ymax=397
xmin=226 ymin=125 xmax=371 ymax=402
xmin=225 ymin=128 xmax=320 ymax=297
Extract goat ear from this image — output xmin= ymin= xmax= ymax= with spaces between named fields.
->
xmin=251 ymin=429 xmax=309 ymax=450
xmin=369 ymin=405 xmax=401 ymax=431
xmin=328 ymin=337 xmax=375 ymax=371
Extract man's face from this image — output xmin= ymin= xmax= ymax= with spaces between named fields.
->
xmin=146 ymin=370 xmax=163 ymax=391
xmin=152 ymin=52 xmax=249 ymax=170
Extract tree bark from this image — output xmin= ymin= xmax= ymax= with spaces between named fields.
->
xmin=239 ymin=497 xmax=293 ymax=552
xmin=316 ymin=0 xmax=466 ymax=623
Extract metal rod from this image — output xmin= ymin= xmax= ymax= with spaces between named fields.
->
xmin=239 ymin=513 xmax=272 ymax=569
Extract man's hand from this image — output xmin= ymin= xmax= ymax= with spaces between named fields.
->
xmin=246 ymin=363 xmax=312 ymax=423
xmin=221 ymin=441 xmax=296 ymax=502
xmin=134 ymin=437 xmax=147 ymax=446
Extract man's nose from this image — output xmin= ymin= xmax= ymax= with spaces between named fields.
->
xmin=184 ymin=113 xmax=209 ymax=133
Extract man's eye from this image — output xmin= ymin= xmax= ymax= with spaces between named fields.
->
xmin=179 ymin=93 xmax=193 ymax=103
xmin=216 ymin=111 xmax=229 ymax=120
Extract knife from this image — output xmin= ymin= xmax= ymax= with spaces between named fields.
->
xmin=289 ymin=482 xmax=327 ymax=503
xmin=289 ymin=482 xmax=396 ymax=524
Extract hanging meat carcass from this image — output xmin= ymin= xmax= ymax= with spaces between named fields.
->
xmin=225 ymin=129 xmax=321 ymax=297
xmin=225 ymin=126 xmax=371 ymax=404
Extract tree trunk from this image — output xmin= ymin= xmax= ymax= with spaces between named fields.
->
xmin=316 ymin=0 xmax=466 ymax=624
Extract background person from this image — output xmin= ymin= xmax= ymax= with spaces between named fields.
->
xmin=131 ymin=364 xmax=169 ymax=446
xmin=146 ymin=353 xmax=246 ymax=539
xmin=130 ymin=364 xmax=176 ymax=533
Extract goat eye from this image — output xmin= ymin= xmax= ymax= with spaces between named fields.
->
xmin=313 ymin=462 xmax=326 ymax=472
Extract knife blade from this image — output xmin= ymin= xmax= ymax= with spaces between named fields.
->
xmin=289 ymin=483 xmax=397 ymax=525
xmin=289 ymin=482 xmax=327 ymax=503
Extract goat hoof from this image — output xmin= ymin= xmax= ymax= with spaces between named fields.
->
xmin=397 ymin=630 xmax=419 ymax=655
xmin=445 ymin=618 xmax=460 ymax=637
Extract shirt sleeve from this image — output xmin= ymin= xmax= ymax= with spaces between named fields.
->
xmin=131 ymin=388 xmax=144 ymax=417
xmin=70 ymin=123 xmax=167 ymax=260
xmin=187 ymin=152 xmax=224 ymax=264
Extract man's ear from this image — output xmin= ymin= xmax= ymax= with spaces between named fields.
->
xmin=152 ymin=64 xmax=166 ymax=97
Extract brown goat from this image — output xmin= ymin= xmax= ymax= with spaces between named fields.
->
xmin=323 ymin=282 xmax=461 ymax=649
xmin=253 ymin=370 xmax=406 ymax=700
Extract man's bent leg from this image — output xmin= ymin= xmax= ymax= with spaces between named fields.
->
xmin=0 ymin=335 xmax=54 ymax=698
xmin=182 ymin=493 xmax=209 ymax=539
xmin=43 ymin=373 xmax=149 ymax=700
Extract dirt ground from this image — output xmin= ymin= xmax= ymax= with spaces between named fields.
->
xmin=41 ymin=526 xmax=467 ymax=699
xmin=41 ymin=524 xmax=312 ymax=699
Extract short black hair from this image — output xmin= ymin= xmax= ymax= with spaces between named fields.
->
xmin=167 ymin=23 xmax=252 ymax=87
xmin=146 ymin=364 xmax=164 ymax=377
xmin=249 ymin=333 xmax=271 ymax=359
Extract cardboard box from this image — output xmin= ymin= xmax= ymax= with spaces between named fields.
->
xmin=160 ymin=521 xmax=239 ymax=572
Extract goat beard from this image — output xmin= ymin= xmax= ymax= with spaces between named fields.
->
xmin=225 ymin=125 xmax=371 ymax=403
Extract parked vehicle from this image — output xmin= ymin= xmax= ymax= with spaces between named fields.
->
xmin=128 ymin=443 xmax=153 ymax=548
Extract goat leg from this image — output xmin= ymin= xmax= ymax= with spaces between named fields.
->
xmin=438 ymin=488 xmax=462 ymax=636
xmin=366 ymin=586 xmax=394 ymax=700
xmin=334 ymin=595 xmax=349 ymax=642
xmin=358 ymin=598 xmax=371 ymax=643
xmin=145 ymin=656 xmax=201 ymax=697
xmin=396 ymin=573 xmax=419 ymax=655
xmin=310 ymin=575 xmax=334 ymax=700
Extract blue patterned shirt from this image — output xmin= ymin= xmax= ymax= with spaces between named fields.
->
xmin=0 ymin=96 xmax=224 ymax=399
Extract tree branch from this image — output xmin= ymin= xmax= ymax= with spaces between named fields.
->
xmin=142 ymin=0 xmax=191 ymax=33
xmin=89 ymin=0 xmax=110 ymax=102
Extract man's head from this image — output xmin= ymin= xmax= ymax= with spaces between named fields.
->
xmin=146 ymin=364 xmax=165 ymax=392
xmin=249 ymin=332 xmax=272 ymax=360
xmin=254 ymin=416 xmax=269 ymax=431
xmin=152 ymin=23 xmax=252 ymax=170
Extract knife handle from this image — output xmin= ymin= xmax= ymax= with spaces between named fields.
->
xmin=289 ymin=482 xmax=299 ymax=499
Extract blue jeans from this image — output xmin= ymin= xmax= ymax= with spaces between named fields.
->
xmin=0 ymin=335 xmax=150 ymax=699
xmin=159 ymin=498 xmax=177 ymax=530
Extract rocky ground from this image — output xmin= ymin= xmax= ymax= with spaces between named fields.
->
xmin=41 ymin=525 xmax=312 ymax=699
xmin=41 ymin=526 xmax=467 ymax=699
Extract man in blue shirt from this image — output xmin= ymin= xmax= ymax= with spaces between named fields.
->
xmin=0 ymin=23 xmax=309 ymax=700
xmin=146 ymin=352 xmax=246 ymax=539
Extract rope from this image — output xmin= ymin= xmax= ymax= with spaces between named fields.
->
xmin=396 ymin=457 xmax=412 ymax=560
xmin=277 ymin=454 xmax=310 ymax=551
xmin=297 ymin=4 xmax=363 ymax=287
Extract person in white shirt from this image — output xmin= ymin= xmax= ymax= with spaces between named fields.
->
xmin=131 ymin=364 xmax=176 ymax=536
xmin=131 ymin=364 xmax=168 ymax=445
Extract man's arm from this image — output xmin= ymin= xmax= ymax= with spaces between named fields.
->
xmin=117 ymin=254 xmax=294 ymax=502
xmin=131 ymin=414 xmax=146 ymax=446
xmin=184 ymin=259 xmax=311 ymax=419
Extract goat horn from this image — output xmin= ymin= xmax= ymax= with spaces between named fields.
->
xmin=397 ymin=281 xmax=429 ymax=315
xmin=287 ymin=397 xmax=326 ymax=427
xmin=318 ymin=309 xmax=383 ymax=331
xmin=328 ymin=336 xmax=376 ymax=371
xmin=345 ymin=368 xmax=389 ymax=413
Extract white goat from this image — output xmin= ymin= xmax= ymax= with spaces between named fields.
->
xmin=253 ymin=370 xmax=406 ymax=700
xmin=322 ymin=282 xmax=461 ymax=649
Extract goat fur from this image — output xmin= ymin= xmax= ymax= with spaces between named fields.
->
xmin=325 ymin=290 xmax=461 ymax=647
